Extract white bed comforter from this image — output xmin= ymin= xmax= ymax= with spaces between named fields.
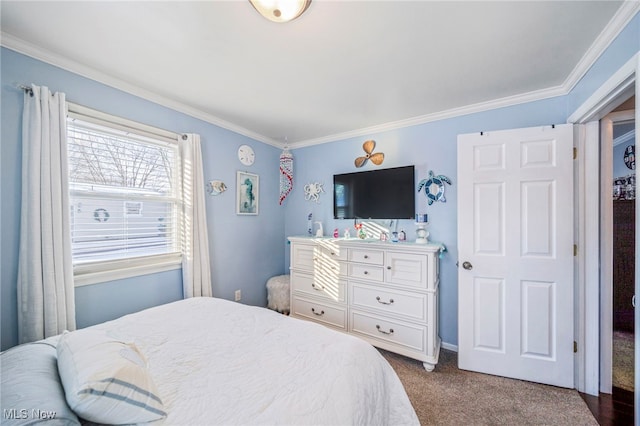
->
xmin=87 ymin=297 xmax=419 ymax=426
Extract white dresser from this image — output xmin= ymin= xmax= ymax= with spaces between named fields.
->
xmin=288 ymin=236 xmax=441 ymax=371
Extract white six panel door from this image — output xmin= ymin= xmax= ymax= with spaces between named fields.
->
xmin=457 ymin=124 xmax=574 ymax=388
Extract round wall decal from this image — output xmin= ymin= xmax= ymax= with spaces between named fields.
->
xmin=624 ymin=145 xmax=635 ymax=170
xmin=93 ymin=208 xmax=110 ymax=222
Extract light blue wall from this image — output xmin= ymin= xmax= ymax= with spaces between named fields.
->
xmin=284 ymin=12 xmax=638 ymax=347
xmin=565 ymin=13 xmax=639 ymax=117
xmin=1 ymin=12 xmax=638 ymax=350
xmin=1 ymin=48 xmax=286 ymax=350
xmin=284 ymin=97 xmax=568 ymax=346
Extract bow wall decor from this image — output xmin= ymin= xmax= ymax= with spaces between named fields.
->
xmin=354 ymin=140 xmax=384 ymax=168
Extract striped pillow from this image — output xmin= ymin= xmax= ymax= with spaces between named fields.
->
xmin=56 ymin=329 xmax=166 ymax=424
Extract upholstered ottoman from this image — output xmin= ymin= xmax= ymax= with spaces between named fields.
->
xmin=266 ymin=274 xmax=290 ymax=315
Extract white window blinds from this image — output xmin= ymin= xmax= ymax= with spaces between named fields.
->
xmin=67 ymin=115 xmax=181 ymax=264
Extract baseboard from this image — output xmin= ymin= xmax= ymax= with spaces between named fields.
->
xmin=441 ymin=341 xmax=458 ymax=352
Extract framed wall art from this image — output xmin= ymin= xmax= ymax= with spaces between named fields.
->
xmin=236 ymin=171 xmax=259 ymax=215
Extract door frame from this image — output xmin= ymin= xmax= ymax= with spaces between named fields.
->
xmin=600 ymin=109 xmax=636 ymax=394
xmin=568 ymin=52 xmax=639 ymax=407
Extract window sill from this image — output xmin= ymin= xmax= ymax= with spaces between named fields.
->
xmin=74 ymin=253 xmax=182 ymax=287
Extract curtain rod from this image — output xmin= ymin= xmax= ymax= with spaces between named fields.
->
xmin=15 ymin=83 xmax=179 ymax=142
xmin=16 ymin=83 xmax=33 ymax=96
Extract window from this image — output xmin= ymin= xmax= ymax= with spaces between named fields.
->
xmin=67 ymin=105 xmax=182 ymax=285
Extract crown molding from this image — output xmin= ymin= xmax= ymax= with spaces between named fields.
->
xmin=562 ymin=1 xmax=640 ymax=92
xmin=0 ymin=32 xmax=282 ymax=148
xmin=292 ymin=84 xmax=567 ymax=148
xmin=293 ymin=3 xmax=640 ymax=148
xmin=2 ymin=0 xmax=638 ymax=151
xmin=613 ymin=129 xmax=635 ymax=147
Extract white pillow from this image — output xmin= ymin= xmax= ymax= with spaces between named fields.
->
xmin=56 ymin=329 xmax=166 ymax=424
xmin=1 ymin=341 xmax=81 ymax=425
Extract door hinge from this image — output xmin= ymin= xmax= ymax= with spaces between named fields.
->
xmin=574 ymin=341 xmax=578 ymax=353
xmin=574 ymin=244 xmax=577 ymax=256
xmin=573 ymin=147 xmax=577 ymax=159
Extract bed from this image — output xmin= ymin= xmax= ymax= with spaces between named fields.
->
xmin=1 ymin=297 xmax=419 ymax=425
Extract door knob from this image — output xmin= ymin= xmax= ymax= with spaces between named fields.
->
xmin=462 ymin=261 xmax=473 ymax=270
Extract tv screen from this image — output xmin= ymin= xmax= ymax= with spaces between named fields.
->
xmin=333 ymin=166 xmax=415 ymax=219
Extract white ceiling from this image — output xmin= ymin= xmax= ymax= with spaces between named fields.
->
xmin=1 ymin=1 xmax=636 ymax=147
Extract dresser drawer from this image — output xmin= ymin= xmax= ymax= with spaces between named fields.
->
xmin=385 ymin=251 xmax=432 ymax=290
xmin=350 ymin=310 xmax=426 ymax=353
xmin=348 ymin=263 xmax=384 ymax=282
xmin=318 ymin=258 xmax=347 ymax=277
xmin=291 ymin=270 xmax=346 ymax=302
xmin=317 ymin=241 xmax=347 ymax=261
xmin=350 ymin=283 xmax=427 ymax=322
xmin=348 ymin=248 xmax=384 ymax=265
xmin=290 ymin=242 xmax=316 ymax=271
xmin=292 ymin=297 xmax=347 ymax=330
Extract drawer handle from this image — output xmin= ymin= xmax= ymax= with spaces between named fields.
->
xmin=331 ymin=251 xmax=336 ymax=256
xmin=364 ymin=255 xmax=369 ymax=259
xmin=363 ymin=271 xmax=369 ymax=275
xmin=311 ymin=283 xmax=325 ymax=291
xmin=311 ymin=308 xmax=325 ymax=316
xmin=386 ymin=266 xmax=391 ymax=270
xmin=376 ymin=296 xmax=394 ymax=305
xmin=376 ymin=325 xmax=394 ymax=335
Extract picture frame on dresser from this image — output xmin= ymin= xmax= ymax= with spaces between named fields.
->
xmin=236 ymin=171 xmax=259 ymax=215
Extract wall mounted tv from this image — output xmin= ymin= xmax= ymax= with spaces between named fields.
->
xmin=333 ymin=165 xmax=415 ymax=219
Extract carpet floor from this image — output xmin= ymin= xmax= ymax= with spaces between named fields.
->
xmin=613 ymin=330 xmax=634 ymax=392
xmin=381 ymin=349 xmax=598 ymax=425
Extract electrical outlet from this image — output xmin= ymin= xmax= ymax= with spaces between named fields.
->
xmin=234 ymin=290 xmax=241 ymax=302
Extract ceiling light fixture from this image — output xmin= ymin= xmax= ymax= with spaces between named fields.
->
xmin=249 ymin=0 xmax=311 ymax=23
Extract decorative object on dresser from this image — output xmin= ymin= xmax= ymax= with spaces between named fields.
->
xmin=288 ymin=236 xmax=442 ymax=371
xmin=414 ymin=225 xmax=429 ymax=243
xmin=418 ymin=170 xmax=452 ymax=205
xmin=354 ymin=140 xmax=384 ymax=168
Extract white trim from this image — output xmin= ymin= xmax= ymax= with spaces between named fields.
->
xmin=614 ymin=129 xmax=636 ymax=147
xmin=562 ymin=1 xmax=640 ymax=94
xmin=292 ymin=85 xmax=566 ymax=149
xmin=599 ymin=114 xmax=615 ymax=394
xmin=68 ymin=102 xmax=179 ymax=144
xmin=573 ymin=121 xmax=605 ymax=396
xmin=0 ymin=32 xmax=280 ymax=148
xmin=573 ymin=123 xmax=586 ymax=394
xmin=567 ymin=54 xmax=638 ymax=124
xmin=74 ymin=253 xmax=182 ymax=287
xmin=2 ymin=2 xmax=638 ymax=149
xmin=609 ymin=110 xmax=636 ymax=150
xmin=441 ymin=341 xmax=458 ymax=353
xmin=583 ymin=121 xmax=601 ymax=397
xmin=568 ymin=51 xmax=638 ymax=400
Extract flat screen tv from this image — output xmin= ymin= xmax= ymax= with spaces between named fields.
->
xmin=333 ymin=165 xmax=415 ymax=219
